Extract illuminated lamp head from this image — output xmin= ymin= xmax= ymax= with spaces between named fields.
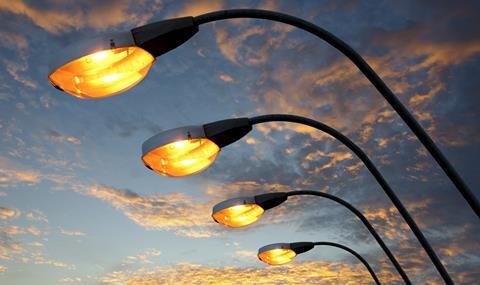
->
xmin=142 ymin=118 xmax=252 ymax=177
xmin=211 ymin=192 xmax=288 ymax=227
xmin=211 ymin=196 xmax=265 ymax=227
xmin=48 ymin=32 xmax=154 ymax=99
xmin=48 ymin=17 xmax=199 ymax=99
xmin=258 ymin=242 xmax=314 ymax=265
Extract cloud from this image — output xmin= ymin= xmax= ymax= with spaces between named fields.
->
xmin=0 ymin=30 xmax=28 ymax=50
xmin=0 ymin=156 xmax=77 ymax=189
xmin=233 ymin=250 xmax=256 ymax=259
xmin=171 ymin=0 xmax=224 ymax=18
xmin=0 ymin=208 xmax=20 ymax=220
xmin=59 ymin=228 xmax=86 ymax=237
xmin=100 ymin=261 xmax=400 ymax=284
xmin=3 ymin=59 xmax=37 ymax=89
xmin=214 ymin=22 xmax=291 ymax=66
xmin=25 ymin=210 xmax=49 ymax=223
xmin=0 ymin=163 xmax=40 ymax=188
xmin=218 ymin=73 xmax=235 ymax=83
xmin=46 ymin=129 xmax=81 ymax=145
xmin=123 ymin=248 xmax=161 ymax=265
xmin=85 ymin=185 xmax=217 ymax=237
xmin=0 ymin=0 xmax=163 ymax=34
xmin=58 ymin=277 xmax=82 ymax=283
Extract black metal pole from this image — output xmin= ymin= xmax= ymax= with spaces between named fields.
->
xmin=194 ymin=9 xmax=479 ymax=222
xmin=286 ymin=190 xmax=410 ymax=284
xmin=249 ymin=114 xmax=453 ymax=284
xmin=312 ymin=241 xmax=381 ymax=285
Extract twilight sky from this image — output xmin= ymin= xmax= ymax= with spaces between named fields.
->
xmin=1 ymin=0 xmax=479 ymax=284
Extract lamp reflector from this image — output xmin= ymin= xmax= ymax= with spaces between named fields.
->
xmin=48 ymin=46 xmax=154 ymax=99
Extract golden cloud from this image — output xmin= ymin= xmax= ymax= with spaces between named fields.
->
xmin=100 ymin=261 xmax=401 ymax=284
xmin=0 ymin=207 xmax=20 ymax=220
xmin=86 ymin=185 xmax=217 ymax=237
xmin=0 ymin=0 xmax=163 ymax=34
xmin=171 ymin=0 xmax=224 ymax=18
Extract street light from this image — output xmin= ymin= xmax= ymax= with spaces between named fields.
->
xmin=258 ymin=241 xmax=381 ymax=285
xmin=143 ymin=114 xmax=445 ymax=283
xmin=142 ymin=118 xmax=251 ymax=176
xmin=212 ymin=190 xmax=411 ymax=284
xmin=48 ymin=32 xmax=155 ymax=99
xmin=50 ymin=8 xmax=473 ymax=283
xmin=141 ymin=125 xmax=222 ymax=176
xmin=48 ymin=10 xmax=477 ymax=230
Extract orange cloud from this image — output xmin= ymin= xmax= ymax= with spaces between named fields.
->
xmin=171 ymin=0 xmax=224 ymax=18
xmin=100 ymin=261 xmax=400 ymax=284
xmin=0 ymin=0 xmax=163 ymax=34
xmin=0 ymin=165 xmax=40 ymax=187
xmin=0 ymin=207 xmax=20 ymax=220
xmin=86 ymin=185 xmax=217 ymax=237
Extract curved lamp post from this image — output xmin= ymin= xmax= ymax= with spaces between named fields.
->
xmin=258 ymin=241 xmax=381 ymax=285
xmin=47 ymin=9 xmax=477 ymax=227
xmin=142 ymin=113 xmax=448 ymax=283
xmin=212 ymin=190 xmax=410 ymax=284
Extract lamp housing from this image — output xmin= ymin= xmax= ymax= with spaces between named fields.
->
xmin=48 ymin=32 xmax=155 ymax=99
xmin=211 ymin=192 xmax=288 ymax=227
xmin=257 ymin=242 xmax=314 ymax=265
xmin=142 ymin=118 xmax=252 ymax=177
xmin=49 ymin=17 xmax=199 ymax=99
xmin=142 ymin=125 xmax=220 ymax=177
xmin=131 ymin=17 xmax=198 ymax=57
xmin=211 ymin=196 xmax=264 ymax=227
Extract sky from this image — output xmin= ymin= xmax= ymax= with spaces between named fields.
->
xmin=0 ymin=0 xmax=479 ymax=284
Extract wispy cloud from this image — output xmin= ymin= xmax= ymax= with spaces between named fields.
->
xmin=0 ymin=208 xmax=20 ymax=220
xmin=59 ymin=228 xmax=86 ymax=237
xmin=0 ymin=0 xmax=163 ymax=34
xmin=170 ymin=0 xmax=224 ymax=18
xmin=85 ymin=185 xmax=217 ymax=238
xmin=100 ymin=261 xmax=401 ymax=284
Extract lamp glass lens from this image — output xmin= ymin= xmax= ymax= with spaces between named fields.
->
xmin=212 ymin=204 xmax=264 ymax=227
xmin=258 ymin=248 xmax=296 ymax=265
xmin=48 ymin=47 xmax=154 ymax=99
xmin=142 ymin=138 xmax=220 ymax=177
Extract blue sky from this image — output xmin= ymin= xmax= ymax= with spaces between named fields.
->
xmin=0 ymin=0 xmax=479 ymax=284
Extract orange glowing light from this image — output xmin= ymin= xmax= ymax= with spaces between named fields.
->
xmin=258 ymin=248 xmax=297 ymax=265
xmin=48 ymin=47 xmax=154 ymax=99
xmin=142 ymin=138 xmax=220 ymax=177
xmin=212 ymin=204 xmax=265 ymax=227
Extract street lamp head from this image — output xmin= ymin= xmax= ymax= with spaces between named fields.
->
xmin=142 ymin=118 xmax=252 ymax=177
xmin=257 ymin=243 xmax=297 ymax=265
xmin=258 ymin=242 xmax=314 ymax=265
xmin=211 ymin=196 xmax=265 ymax=227
xmin=48 ymin=32 xmax=155 ymax=99
xmin=211 ymin=192 xmax=288 ymax=227
xmin=142 ymin=125 xmax=220 ymax=177
xmin=49 ymin=17 xmax=198 ymax=99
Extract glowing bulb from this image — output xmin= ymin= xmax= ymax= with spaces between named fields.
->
xmin=172 ymin=140 xmax=189 ymax=149
xmin=212 ymin=202 xmax=265 ymax=228
xmin=90 ymin=50 xmax=109 ymax=61
xmin=101 ymin=73 xmax=121 ymax=83
xmin=142 ymin=138 xmax=220 ymax=177
xmin=48 ymin=46 xmax=154 ymax=99
xmin=258 ymin=247 xmax=296 ymax=265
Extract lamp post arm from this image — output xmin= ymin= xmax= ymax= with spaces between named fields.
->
xmin=286 ymin=190 xmax=410 ymax=284
xmin=193 ymin=9 xmax=479 ymax=223
xmin=250 ymin=114 xmax=452 ymax=284
xmin=312 ymin=241 xmax=381 ymax=285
